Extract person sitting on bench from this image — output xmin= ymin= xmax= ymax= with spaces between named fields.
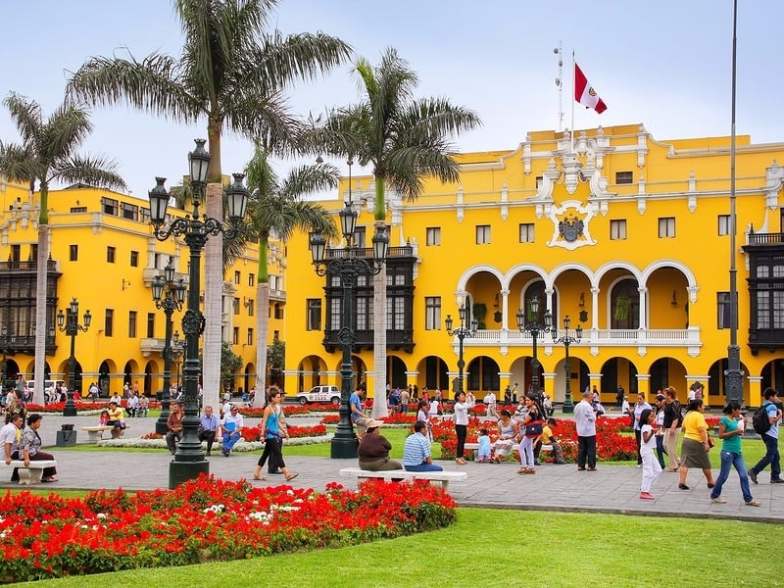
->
xmin=534 ymin=418 xmax=566 ymax=465
xmin=1 ymin=414 xmax=24 ymax=482
xmin=402 ymin=421 xmax=443 ymax=472
xmin=358 ymin=419 xmax=403 ymax=471
xmin=106 ymin=401 xmax=126 ymax=437
xmin=19 ymin=414 xmax=57 ymax=482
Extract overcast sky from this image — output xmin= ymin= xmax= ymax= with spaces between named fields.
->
xmin=1 ymin=0 xmax=781 ymax=198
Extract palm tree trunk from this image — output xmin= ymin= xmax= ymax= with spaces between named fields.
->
xmin=253 ymin=237 xmax=269 ymax=408
xmin=32 ymin=184 xmax=48 ymax=405
xmin=202 ymin=119 xmax=223 ymax=410
xmin=372 ymin=177 xmax=388 ymax=418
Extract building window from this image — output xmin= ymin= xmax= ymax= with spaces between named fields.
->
xmin=247 ymin=299 xmax=254 ymax=316
xmin=128 ymin=310 xmax=137 ymax=338
xmin=306 ymin=299 xmax=321 ymax=330
xmin=356 ymin=296 xmax=369 ymax=330
xmin=426 ymin=227 xmax=441 ymax=246
xmin=658 ymin=217 xmax=676 ymax=238
xmin=386 ymin=296 xmax=406 ymax=331
xmin=233 ymin=297 xmax=240 ymax=315
xmin=69 ymin=245 xmax=78 ymax=261
xmin=234 ymin=271 xmax=240 ymax=285
xmin=140 ymin=208 xmax=150 ymax=224
xmin=70 ymin=206 xmax=87 ymax=213
xmin=475 ymin=225 xmax=491 ymax=244
xmin=107 ymin=246 xmax=116 ymax=263
xmin=610 ymin=219 xmax=628 ymax=240
xmin=146 ymin=313 xmax=155 ymax=338
xmin=101 ymin=197 xmax=118 ymax=215
xmin=121 ymin=202 xmax=138 ymax=221
xmin=9 ymin=245 xmax=20 ymax=264
xmin=352 ymin=226 xmax=366 ymax=249
xmin=535 ymin=176 xmax=543 ymax=189
xmin=247 ymin=328 xmax=254 ymax=345
xmin=425 ymin=297 xmax=441 ymax=330
xmin=30 ymin=244 xmax=37 ymax=261
xmin=519 ymin=223 xmax=535 ymax=243
xmin=130 ymin=250 xmax=139 ymax=267
xmin=330 ymin=298 xmax=341 ymax=330
xmin=274 ymin=304 xmax=284 ymax=320
xmin=718 ymin=214 xmax=731 ymax=236
xmin=717 ymin=292 xmax=731 ymax=329
xmin=615 ymin=171 xmax=633 ymax=184
xmin=248 ymin=273 xmax=255 ymax=287
xmin=105 ymin=309 xmax=114 ymax=337
xmin=232 ymin=327 xmax=239 ymax=345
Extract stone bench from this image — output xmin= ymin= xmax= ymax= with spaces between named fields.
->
xmin=1 ymin=460 xmax=57 ymax=485
xmin=339 ymin=467 xmax=467 ymax=490
xmin=464 ymin=442 xmax=552 ymax=454
xmin=81 ymin=425 xmax=128 ymax=442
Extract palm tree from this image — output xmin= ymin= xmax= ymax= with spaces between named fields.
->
xmin=244 ymin=146 xmax=337 ymax=406
xmin=67 ymin=0 xmax=351 ymax=408
xmin=311 ymin=48 xmax=480 ymax=417
xmin=0 ymin=93 xmax=126 ymax=404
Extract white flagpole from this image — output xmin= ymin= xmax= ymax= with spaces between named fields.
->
xmin=571 ymin=50 xmax=576 ymax=153
xmin=555 ymin=42 xmax=564 ymax=131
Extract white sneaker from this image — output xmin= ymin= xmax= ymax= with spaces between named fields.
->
xmin=711 ymin=497 xmax=727 ymax=504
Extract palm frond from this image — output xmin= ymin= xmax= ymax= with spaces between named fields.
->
xmin=170 ymin=177 xmax=195 ymax=209
xmin=53 ymin=155 xmax=127 ymax=190
xmin=39 ymin=102 xmax=93 ymax=164
xmin=393 ymin=98 xmax=481 ymax=142
xmin=3 ymin=93 xmax=42 ymax=146
xmin=67 ymin=52 xmax=202 ymax=121
xmin=0 ymin=141 xmax=41 ymax=185
xmin=279 ymin=162 xmax=340 ymax=199
xmin=222 ymin=216 xmax=256 ymax=269
xmin=244 ymin=146 xmax=278 ymax=196
xmin=224 ymin=90 xmax=302 ymax=154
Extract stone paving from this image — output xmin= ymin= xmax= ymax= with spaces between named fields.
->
xmin=4 ymin=412 xmax=782 ymax=524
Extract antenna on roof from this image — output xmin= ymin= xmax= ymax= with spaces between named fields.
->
xmin=554 ymin=43 xmax=564 ymax=132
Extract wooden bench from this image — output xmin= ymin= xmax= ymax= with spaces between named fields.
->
xmin=81 ymin=425 xmax=122 ymax=442
xmin=2 ymin=460 xmax=57 ymax=485
xmin=339 ymin=467 xmax=467 ymax=490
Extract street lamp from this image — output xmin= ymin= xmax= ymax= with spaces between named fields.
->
xmin=56 ymin=298 xmax=91 ymax=416
xmin=152 ymin=257 xmax=187 ymax=434
xmin=148 ymin=139 xmax=249 ymax=488
xmin=0 ymin=325 xmax=9 ymax=390
xmin=552 ymin=315 xmax=583 ymax=414
xmin=516 ymin=296 xmax=552 ymax=398
xmin=309 ymin=174 xmax=388 ymax=459
xmin=445 ymin=305 xmax=478 ymax=397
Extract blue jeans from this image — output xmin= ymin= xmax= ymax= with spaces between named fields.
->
xmin=404 ymin=462 xmax=443 ymax=472
xmin=751 ymin=434 xmax=781 ymax=481
xmin=222 ymin=431 xmax=241 ymax=454
xmin=711 ymin=450 xmax=753 ymax=503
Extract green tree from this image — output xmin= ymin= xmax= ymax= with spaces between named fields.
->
xmin=67 ymin=0 xmax=351 ymax=407
xmin=266 ymin=338 xmax=285 ymax=389
xmin=244 ymin=145 xmax=337 ymax=406
xmin=311 ymin=48 xmax=480 ymax=416
xmin=0 ymin=93 xmax=125 ymax=403
xmin=220 ymin=342 xmax=243 ymax=392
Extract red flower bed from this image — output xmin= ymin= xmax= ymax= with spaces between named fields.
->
xmin=23 ymin=400 xmax=161 ymax=413
xmin=382 ymin=414 xmax=417 ymax=425
xmin=239 ymin=404 xmax=338 ymax=418
xmin=0 ymin=476 xmax=455 ymax=583
xmin=239 ymin=424 xmax=327 ymax=442
xmin=320 ymin=414 xmax=339 ymax=425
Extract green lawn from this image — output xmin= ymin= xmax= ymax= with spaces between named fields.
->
xmin=13 ymin=507 xmax=781 ymax=588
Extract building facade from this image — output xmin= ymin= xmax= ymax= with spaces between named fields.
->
xmin=284 ymin=124 xmax=784 ymax=407
xmin=0 ymin=180 xmax=285 ymax=395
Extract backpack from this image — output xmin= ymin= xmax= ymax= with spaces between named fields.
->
xmin=752 ymin=404 xmax=771 ymax=436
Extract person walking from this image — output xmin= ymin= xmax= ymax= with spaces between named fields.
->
xmin=662 ymin=387 xmax=683 ymax=471
xmin=165 ymin=401 xmax=183 ymax=455
xmin=749 ymin=387 xmax=782 ymax=485
xmin=711 ymin=401 xmax=760 ymax=506
xmin=518 ymin=395 xmax=542 ymax=474
xmin=633 ymin=393 xmax=652 ymax=466
xmin=678 ymin=398 xmax=715 ymax=490
xmin=574 ymin=389 xmax=597 ymax=471
xmin=253 ymin=390 xmax=297 ymax=481
xmin=454 ymin=391 xmax=470 ymax=465
xmin=402 ymin=421 xmax=443 ymax=472
xmin=357 ymin=420 xmax=402 ymax=471
xmin=639 ymin=408 xmax=662 ymax=500
xmin=198 ymin=405 xmax=219 ymax=456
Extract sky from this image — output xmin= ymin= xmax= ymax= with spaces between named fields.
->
xmin=0 ymin=0 xmax=782 ymax=199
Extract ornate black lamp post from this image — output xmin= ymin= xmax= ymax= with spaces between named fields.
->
xmin=56 ymin=298 xmax=91 ymax=416
xmin=516 ymin=296 xmax=552 ymax=397
xmin=0 ymin=325 xmax=9 ymax=390
xmin=147 ymin=139 xmax=250 ymax=488
xmin=552 ymin=315 xmax=583 ymax=414
xmin=309 ymin=200 xmax=388 ymax=459
xmin=152 ymin=257 xmax=187 ymax=434
xmin=445 ymin=305 xmax=478 ymax=397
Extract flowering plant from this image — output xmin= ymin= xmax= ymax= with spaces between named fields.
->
xmin=0 ymin=476 xmax=455 ymax=583
xmin=239 ymin=424 xmax=327 ymax=442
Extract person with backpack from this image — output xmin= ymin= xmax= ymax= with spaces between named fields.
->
xmin=749 ymin=387 xmax=783 ymax=485
xmin=710 ymin=401 xmax=759 ymax=506
xmin=663 ymin=387 xmax=683 ymax=471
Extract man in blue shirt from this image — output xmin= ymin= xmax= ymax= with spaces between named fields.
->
xmin=198 ymin=405 xmax=220 ymax=456
xmin=750 ymin=388 xmax=782 ymax=484
xmin=350 ymin=388 xmax=370 ymax=437
xmin=403 ymin=421 xmax=443 ymax=472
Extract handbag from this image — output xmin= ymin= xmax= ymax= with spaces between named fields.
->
xmin=525 ymin=419 xmax=544 ymax=437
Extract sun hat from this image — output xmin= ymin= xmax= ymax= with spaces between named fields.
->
xmin=366 ymin=419 xmax=384 ymax=428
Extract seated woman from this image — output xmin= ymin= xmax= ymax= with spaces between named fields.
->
xmin=98 ymin=410 xmax=110 ymax=426
xmin=20 ymin=414 xmax=57 ymax=482
xmin=493 ymin=410 xmax=520 ymax=463
xmin=106 ymin=401 xmax=126 ymax=438
xmin=358 ymin=420 xmax=403 ymax=471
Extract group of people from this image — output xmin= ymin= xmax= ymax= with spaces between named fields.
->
xmin=2 ymin=412 xmax=57 ymax=482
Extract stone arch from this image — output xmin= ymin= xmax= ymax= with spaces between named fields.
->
xmin=387 ymin=356 xmax=407 ymax=389
xmin=123 ymin=360 xmax=139 ymax=387
xmin=466 ymin=356 xmax=500 ymax=393
xmin=416 ymin=356 xmax=449 ymax=392
xmin=510 ymin=356 xmax=543 ymax=400
xmin=3 ymin=359 xmax=20 ymax=382
xmin=98 ymin=359 xmax=116 ymax=395
xmin=58 ymin=358 xmax=83 ymax=394
xmin=244 ymin=363 xmax=255 ymax=395
xmin=503 ymin=263 xmax=548 ymax=290
xmin=143 ymin=360 xmax=159 ymax=396
xmin=464 ymin=270 xmax=504 ymax=329
xmin=297 ymin=355 xmax=327 ymax=392
xmin=641 ymin=260 xmax=697 ymax=292
xmin=648 ymin=357 xmax=687 ymax=402
xmin=607 ymin=276 xmax=640 ymax=330
xmin=553 ymin=356 xmax=590 ymax=403
xmin=708 ymin=359 xmax=750 ymax=405
xmin=600 ymin=357 xmax=638 ymax=396
xmin=644 ymin=265 xmax=692 ymax=328
xmin=546 ymin=263 xmax=595 ymax=290
xmin=334 ymin=356 xmax=367 ymax=392
xmin=761 ymin=358 xmax=784 ymax=395
xmin=456 ymin=264 xmax=505 ymax=293
xmin=593 ymin=261 xmax=643 ymax=289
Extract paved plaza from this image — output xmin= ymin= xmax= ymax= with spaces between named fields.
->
xmin=3 ymin=413 xmax=783 ymax=524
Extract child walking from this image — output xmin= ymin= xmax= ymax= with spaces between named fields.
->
xmin=640 ymin=408 xmax=662 ymax=500
xmin=477 ymin=428 xmax=492 ymax=463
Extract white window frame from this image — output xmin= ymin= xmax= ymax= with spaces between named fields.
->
xmin=610 ymin=219 xmax=627 ymax=240
xmin=475 ymin=225 xmax=491 ymax=244
xmin=519 ymin=223 xmax=535 ymax=243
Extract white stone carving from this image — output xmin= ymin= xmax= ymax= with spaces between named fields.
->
xmin=546 ymin=199 xmax=597 ymax=251
xmin=456 ymin=187 xmax=464 ymax=223
xmin=500 ymin=184 xmax=509 ymax=220
xmin=765 ymin=161 xmax=784 ymax=209
xmin=522 ymin=143 xmax=532 ymax=174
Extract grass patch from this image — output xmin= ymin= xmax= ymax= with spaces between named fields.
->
xmin=14 ymin=507 xmax=780 ymax=587
xmin=1 ymin=488 xmax=90 ymax=499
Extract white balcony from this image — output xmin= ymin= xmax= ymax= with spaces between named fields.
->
xmin=461 ymin=327 xmax=701 ymax=350
xmin=140 ymin=338 xmax=185 ymax=358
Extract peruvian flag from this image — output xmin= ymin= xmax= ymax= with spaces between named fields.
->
xmin=574 ymin=63 xmax=607 ymax=114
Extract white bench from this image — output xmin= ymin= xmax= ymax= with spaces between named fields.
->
xmin=2 ymin=460 xmax=57 ymax=485
xmin=464 ymin=442 xmax=552 ymax=455
xmin=81 ymin=425 xmax=117 ymax=442
xmin=339 ymin=467 xmax=467 ymax=490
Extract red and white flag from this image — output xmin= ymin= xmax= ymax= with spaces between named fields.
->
xmin=574 ymin=63 xmax=607 ymax=114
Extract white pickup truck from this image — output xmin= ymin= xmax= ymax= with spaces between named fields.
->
xmin=295 ymin=385 xmax=341 ymax=406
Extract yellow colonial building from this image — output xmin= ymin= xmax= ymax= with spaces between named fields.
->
xmin=284 ymin=123 xmax=784 ymax=407
xmin=0 ymin=180 xmax=285 ymax=395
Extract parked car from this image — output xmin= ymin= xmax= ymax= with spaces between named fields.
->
xmin=296 ymin=385 xmax=341 ymax=406
xmin=25 ymin=380 xmax=64 ymax=401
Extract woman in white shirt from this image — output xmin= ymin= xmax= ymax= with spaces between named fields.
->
xmin=416 ymin=400 xmax=432 ymax=441
xmin=453 ymin=392 xmax=470 ymax=465
xmin=428 ymin=399 xmax=440 ymax=417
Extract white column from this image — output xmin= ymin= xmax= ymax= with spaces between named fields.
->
xmin=501 ymin=289 xmax=510 ymax=331
xmin=545 ymin=288 xmax=555 ymax=318
xmin=591 ymin=287 xmax=599 ymax=337
xmin=638 ymin=287 xmax=647 ymax=330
